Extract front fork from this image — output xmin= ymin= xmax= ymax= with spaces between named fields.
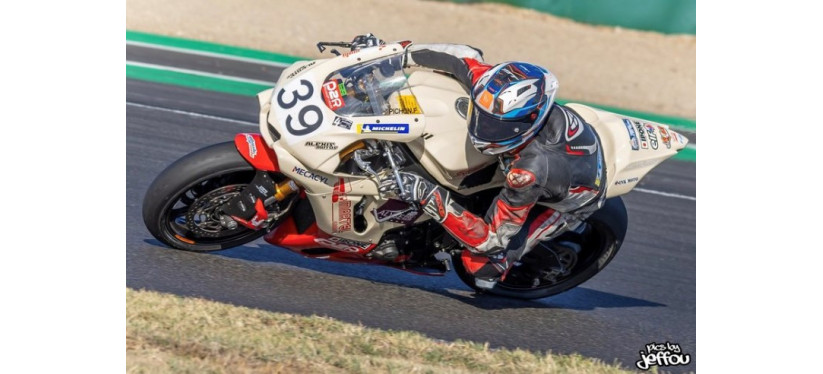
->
xmin=220 ymin=171 xmax=298 ymax=230
xmin=225 ymin=133 xmax=298 ymax=230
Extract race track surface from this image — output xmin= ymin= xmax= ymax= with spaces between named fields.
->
xmin=126 ymin=44 xmax=696 ymax=371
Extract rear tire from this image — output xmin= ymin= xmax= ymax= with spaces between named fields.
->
xmin=453 ymin=197 xmax=628 ymax=300
xmin=142 ymin=142 xmax=273 ymax=252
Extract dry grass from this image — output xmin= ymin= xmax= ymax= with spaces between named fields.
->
xmin=126 ymin=288 xmax=638 ymax=373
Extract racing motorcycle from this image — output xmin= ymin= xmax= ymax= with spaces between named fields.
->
xmin=142 ymin=34 xmax=689 ymax=299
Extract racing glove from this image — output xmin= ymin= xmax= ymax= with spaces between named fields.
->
xmin=378 ymin=170 xmax=542 ymax=256
xmin=378 ymin=171 xmax=448 ymax=219
xmin=379 ymin=172 xmax=501 ymax=254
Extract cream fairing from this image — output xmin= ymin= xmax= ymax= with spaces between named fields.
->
xmin=257 ymin=42 xmax=688 ymax=244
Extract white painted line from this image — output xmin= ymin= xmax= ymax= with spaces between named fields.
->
xmin=126 ymin=101 xmax=257 ymax=127
xmin=128 ymin=39 xmax=698 ymax=145
xmin=126 ymin=40 xmax=293 ymax=68
xmin=126 ymin=61 xmax=278 ymax=86
xmin=633 ymin=188 xmax=696 ymax=201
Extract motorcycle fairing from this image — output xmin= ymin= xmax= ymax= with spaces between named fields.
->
xmin=254 ymin=44 xmax=692 ymax=249
xmin=263 ymin=214 xmax=447 ymax=276
xmin=234 ymin=133 xmax=279 ymax=171
xmin=267 ymin=46 xmax=426 ymax=174
xmin=565 ymin=103 xmax=690 ymax=197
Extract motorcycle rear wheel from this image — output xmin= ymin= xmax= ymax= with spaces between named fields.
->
xmin=142 ymin=141 xmax=284 ymax=252
xmin=453 ymin=197 xmax=628 ymax=300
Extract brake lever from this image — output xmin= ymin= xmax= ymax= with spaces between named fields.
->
xmin=316 ymin=41 xmax=353 ymax=54
xmin=316 ymin=34 xmax=384 ymax=55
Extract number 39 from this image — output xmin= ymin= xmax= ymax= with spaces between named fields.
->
xmin=277 ymin=79 xmax=323 ymax=136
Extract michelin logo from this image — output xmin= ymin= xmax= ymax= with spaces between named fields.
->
xmin=357 ymin=123 xmax=409 ymax=134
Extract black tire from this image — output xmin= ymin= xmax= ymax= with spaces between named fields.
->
xmin=142 ymin=141 xmax=273 ymax=252
xmin=453 ymin=197 xmax=628 ymax=300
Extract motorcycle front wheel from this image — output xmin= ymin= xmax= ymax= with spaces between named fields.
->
xmin=142 ymin=141 xmax=289 ymax=252
xmin=453 ymin=197 xmax=628 ymax=300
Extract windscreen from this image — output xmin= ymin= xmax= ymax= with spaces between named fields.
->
xmin=322 ymin=53 xmax=422 ymax=117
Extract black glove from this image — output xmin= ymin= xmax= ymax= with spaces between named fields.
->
xmin=379 ymin=172 xmax=451 ymax=222
xmin=378 ymin=171 xmax=433 ymax=204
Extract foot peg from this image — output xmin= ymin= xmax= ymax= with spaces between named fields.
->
xmin=370 ymin=240 xmax=399 ymax=261
xmin=434 ymin=251 xmax=452 ymax=272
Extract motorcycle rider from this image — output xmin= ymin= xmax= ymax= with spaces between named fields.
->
xmin=221 ymin=40 xmax=607 ymax=290
xmin=378 ymin=43 xmax=606 ymax=289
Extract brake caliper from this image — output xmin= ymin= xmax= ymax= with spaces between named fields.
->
xmin=220 ymin=171 xmax=277 ymax=230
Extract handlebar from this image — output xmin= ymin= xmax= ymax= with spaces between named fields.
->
xmin=316 ymin=33 xmax=384 ymax=56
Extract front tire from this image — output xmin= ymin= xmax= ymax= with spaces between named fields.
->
xmin=453 ymin=197 xmax=628 ymax=300
xmin=142 ymin=142 xmax=273 ymax=252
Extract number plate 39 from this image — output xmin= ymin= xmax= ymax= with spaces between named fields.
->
xmin=272 ymin=73 xmax=329 ymax=143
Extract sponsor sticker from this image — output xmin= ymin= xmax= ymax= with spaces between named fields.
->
xmin=322 ymin=80 xmax=346 ymax=110
xmin=622 ymin=119 xmax=640 ymax=150
xmin=244 ymin=134 xmax=258 ymax=159
xmin=614 ymin=176 xmax=640 ymax=186
xmin=658 ymin=126 xmax=672 ymax=149
xmin=644 ymin=123 xmax=659 ymax=150
xmin=632 ymin=120 xmax=649 ymax=149
xmin=331 ymin=179 xmax=351 ymax=233
xmin=357 ymin=123 xmax=410 ymax=134
xmin=305 ymin=141 xmax=338 ymax=150
xmin=314 ymin=237 xmax=371 ymax=253
xmin=286 ymin=61 xmax=315 ymax=79
xmin=332 ymin=116 xmax=353 ymax=130
xmin=292 ymin=166 xmax=329 ymax=184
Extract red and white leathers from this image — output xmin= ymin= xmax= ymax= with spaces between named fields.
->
xmin=393 ymin=44 xmax=607 ymax=282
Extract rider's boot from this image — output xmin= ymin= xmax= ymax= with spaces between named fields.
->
xmin=460 ymin=250 xmax=510 ymax=290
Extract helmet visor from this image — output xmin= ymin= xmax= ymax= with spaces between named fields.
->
xmin=468 ymin=103 xmax=537 ymax=143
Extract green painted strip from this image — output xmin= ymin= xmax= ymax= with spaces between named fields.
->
xmin=556 ymin=99 xmax=695 ymax=132
xmin=126 ymin=30 xmax=304 ymax=65
xmin=126 ymin=64 xmax=270 ymax=96
xmin=127 ymin=30 xmax=696 ymax=132
xmin=444 ymin=0 xmax=695 ymax=35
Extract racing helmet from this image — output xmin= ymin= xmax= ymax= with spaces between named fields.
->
xmin=468 ymin=62 xmax=558 ymax=155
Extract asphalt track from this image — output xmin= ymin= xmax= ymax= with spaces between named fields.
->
xmin=126 ymin=44 xmax=696 ymax=371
